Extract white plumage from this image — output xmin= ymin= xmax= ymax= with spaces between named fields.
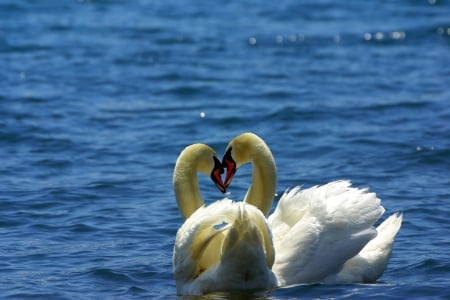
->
xmin=172 ymin=144 xmax=276 ymax=295
xmin=174 ymin=200 xmax=277 ymax=295
xmin=268 ymin=180 xmax=402 ymax=285
xmin=222 ymin=133 xmax=402 ymax=287
xmin=173 ymin=134 xmax=403 ymax=295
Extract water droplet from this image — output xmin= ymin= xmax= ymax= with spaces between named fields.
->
xmin=375 ymin=32 xmax=384 ymax=40
xmin=275 ymin=35 xmax=284 ymax=44
xmin=391 ymin=31 xmax=405 ymax=40
xmin=363 ymin=33 xmax=372 ymax=41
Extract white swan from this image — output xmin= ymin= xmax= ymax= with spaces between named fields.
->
xmin=172 ymin=143 xmax=277 ymax=295
xmin=222 ymin=132 xmax=402 ymax=286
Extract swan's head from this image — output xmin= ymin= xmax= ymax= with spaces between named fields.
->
xmin=222 ymin=133 xmax=270 ymax=188
xmin=174 ymin=144 xmax=227 ymax=221
xmin=186 ymin=144 xmax=226 ymax=193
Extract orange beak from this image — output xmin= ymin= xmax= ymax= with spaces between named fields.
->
xmin=222 ymin=148 xmax=236 ymax=188
xmin=211 ymin=157 xmax=226 ymax=193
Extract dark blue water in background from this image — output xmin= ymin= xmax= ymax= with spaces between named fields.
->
xmin=1 ymin=0 xmax=449 ymax=299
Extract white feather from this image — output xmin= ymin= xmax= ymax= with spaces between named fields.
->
xmin=173 ymin=199 xmax=277 ymax=295
xmin=268 ymin=180 xmax=399 ymax=285
xmin=324 ymin=212 xmax=403 ymax=283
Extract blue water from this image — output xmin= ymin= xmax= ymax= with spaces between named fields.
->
xmin=1 ymin=0 xmax=449 ymax=299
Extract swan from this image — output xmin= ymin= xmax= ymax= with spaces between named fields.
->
xmin=221 ymin=132 xmax=402 ymax=286
xmin=172 ymin=143 xmax=277 ymax=295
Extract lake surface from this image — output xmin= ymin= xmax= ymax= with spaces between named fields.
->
xmin=1 ymin=0 xmax=449 ymax=299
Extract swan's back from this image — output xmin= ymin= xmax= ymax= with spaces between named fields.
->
xmin=174 ymin=200 xmax=277 ymax=295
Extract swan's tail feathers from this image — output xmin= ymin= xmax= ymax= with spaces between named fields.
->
xmin=359 ymin=212 xmax=403 ymax=261
xmin=173 ymin=200 xmax=277 ymax=294
xmin=218 ymin=204 xmax=277 ymax=290
xmin=328 ymin=212 xmax=403 ymax=283
xmin=222 ymin=205 xmax=249 ymax=252
xmin=223 ymin=204 xmax=274 ymax=267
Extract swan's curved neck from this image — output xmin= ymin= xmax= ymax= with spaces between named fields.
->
xmin=173 ymin=151 xmax=205 ymax=220
xmin=244 ymin=142 xmax=277 ymax=217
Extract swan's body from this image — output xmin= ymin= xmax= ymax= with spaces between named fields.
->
xmin=173 ymin=144 xmax=277 ymax=295
xmin=222 ymin=133 xmax=402 ymax=286
xmin=268 ymin=181 xmax=402 ymax=285
xmin=174 ymin=200 xmax=277 ymax=295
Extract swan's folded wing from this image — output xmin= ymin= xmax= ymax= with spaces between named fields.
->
xmin=325 ymin=212 xmax=403 ymax=283
xmin=270 ymin=214 xmax=321 ymax=284
xmin=173 ymin=200 xmax=234 ymax=285
xmin=269 ymin=181 xmax=385 ymax=285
